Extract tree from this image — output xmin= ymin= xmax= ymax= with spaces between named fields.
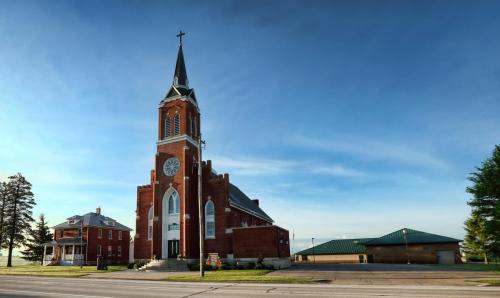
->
xmin=4 ymin=173 xmax=36 ymax=267
xmin=463 ymin=213 xmax=490 ymax=263
xmin=467 ymin=145 xmax=500 ymax=257
xmin=0 ymin=182 xmax=9 ymax=251
xmin=21 ymin=214 xmax=52 ymax=265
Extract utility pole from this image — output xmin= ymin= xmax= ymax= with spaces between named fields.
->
xmin=311 ymin=238 xmax=316 ymax=263
xmin=403 ymin=228 xmax=410 ymax=264
xmin=197 ymin=135 xmax=205 ymax=277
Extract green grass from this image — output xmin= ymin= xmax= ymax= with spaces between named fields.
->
xmin=473 ymin=279 xmax=500 ymax=286
xmin=0 ymin=265 xmax=128 ymax=277
xmin=164 ymin=269 xmax=320 ymax=284
xmin=437 ymin=263 xmax=500 ymax=273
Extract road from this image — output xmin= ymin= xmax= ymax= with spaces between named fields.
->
xmin=0 ymin=276 xmax=499 ymax=297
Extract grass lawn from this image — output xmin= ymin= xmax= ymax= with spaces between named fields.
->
xmin=0 ymin=265 xmax=128 ymax=277
xmin=164 ymin=269 xmax=320 ymax=284
xmin=473 ymin=279 xmax=500 ymax=286
xmin=438 ymin=263 xmax=500 ymax=273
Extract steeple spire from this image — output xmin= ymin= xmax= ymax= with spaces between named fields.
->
xmin=173 ymin=30 xmax=188 ymax=88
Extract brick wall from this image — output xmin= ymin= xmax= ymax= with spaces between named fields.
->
xmin=232 ymin=226 xmax=290 ymax=258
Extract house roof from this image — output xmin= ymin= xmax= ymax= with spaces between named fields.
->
xmin=296 ymin=238 xmax=373 ymax=255
xmin=364 ymin=228 xmax=461 ymax=246
xmin=52 ymin=212 xmax=132 ymax=231
xmin=228 ymin=183 xmax=273 ymax=223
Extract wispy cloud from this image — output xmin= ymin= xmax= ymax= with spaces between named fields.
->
xmin=291 ymin=135 xmax=447 ymax=169
xmin=207 ymin=155 xmax=364 ymax=178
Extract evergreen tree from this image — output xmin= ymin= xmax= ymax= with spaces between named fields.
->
xmin=21 ymin=214 xmax=52 ymax=265
xmin=467 ymin=145 xmax=500 ymax=257
xmin=0 ymin=181 xmax=9 ymax=250
xmin=4 ymin=173 xmax=36 ymax=267
xmin=463 ymin=212 xmax=490 ymax=263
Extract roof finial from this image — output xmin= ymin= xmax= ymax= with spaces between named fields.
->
xmin=176 ymin=30 xmax=186 ymax=45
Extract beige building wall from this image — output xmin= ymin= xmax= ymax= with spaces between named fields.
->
xmin=300 ymin=254 xmax=363 ymax=263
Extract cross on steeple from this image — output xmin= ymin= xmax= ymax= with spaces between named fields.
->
xmin=176 ymin=30 xmax=186 ymax=45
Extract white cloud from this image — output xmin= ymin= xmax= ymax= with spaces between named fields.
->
xmin=207 ymin=154 xmax=365 ymax=178
xmin=291 ymin=135 xmax=447 ymax=169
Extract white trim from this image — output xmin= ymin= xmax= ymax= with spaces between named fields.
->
xmin=159 ymin=95 xmax=199 ymax=110
xmin=157 ymin=134 xmax=198 ymax=147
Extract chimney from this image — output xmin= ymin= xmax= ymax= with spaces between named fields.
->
xmin=252 ymin=199 xmax=259 ymax=206
xmin=96 ymin=207 xmax=101 ymax=215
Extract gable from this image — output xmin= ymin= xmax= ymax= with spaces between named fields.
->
xmin=228 ymin=183 xmax=273 ymax=223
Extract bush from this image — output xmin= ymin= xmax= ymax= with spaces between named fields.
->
xmin=221 ymin=262 xmax=233 ymax=270
xmin=246 ymin=261 xmax=256 ymax=269
xmin=127 ymin=263 xmax=135 ymax=269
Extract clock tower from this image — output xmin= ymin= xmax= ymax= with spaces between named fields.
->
xmin=150 ymin=31 xmax=200 ymax=260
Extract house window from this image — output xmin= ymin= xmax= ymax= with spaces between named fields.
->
xmin=148 ymin=207 xmax=153 ymax=240
xmin=117 ymin=245 xmax=122 ymax=257
xmin=97 ymin=245 xmax=102 ymax=256
xmin=60 ymin=230 xmax=64 ymax=238
xmin=108 ymin=230 xmax=112 ymax=240
xmin=118 ymin=231 xmax=122 ymax=240
xmin=98 ymin=228 xmax=102 ymax=239
xmin=108 ymin=246 xmax=112 ymax=256
xmin=174 ymin=113 xmax=180 ymax=135
xmin=205 ymin=200 xmax=215 ymax=239
xmin=164 ymin=114 xmax=171 ymax=138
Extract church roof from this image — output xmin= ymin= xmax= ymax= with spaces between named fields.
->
xmin=228 ymin=183 xmax=274 ymax=223
xmin=52 ymin=212 xmax=132 ymax=231
xmin=364 ymin=228 xmax=460 ymax=246
xmin=296 ymin=238 xmax=373 ymax=255
xmin=173 ymin=44 xmax=188 ymax=88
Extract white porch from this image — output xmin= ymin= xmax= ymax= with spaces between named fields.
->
xmin=43 ymin=239 xmax=86 ymax=266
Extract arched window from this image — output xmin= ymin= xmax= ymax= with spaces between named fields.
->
xmin=205 ymin=200 xmax=215 ymax=238
xmin=174 ymin=113 xmax=180 ymax=135
xmin=148 ymin=207 xmax=153 ymax=240
xmin=164 ymin=114 xmax=171 ymax=138
xmin=193 ymin=116 xmax=198 ymax=138
xmin=188 ymin=113 xmax=193 ymax=136
xmin=168 ymin=192 xmax=180 ymax=214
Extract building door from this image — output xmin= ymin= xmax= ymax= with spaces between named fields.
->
xmin=437 ymin=250 xmax=455 ymax=264
xmin=168 ymin=240 xmax=179 ymax=258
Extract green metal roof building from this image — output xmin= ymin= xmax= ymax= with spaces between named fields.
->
xmin=296 ymin=228 xmax=461 ymax=264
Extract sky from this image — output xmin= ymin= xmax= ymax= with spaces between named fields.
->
xmin=1 ymin=0 xmax=499 ymax=254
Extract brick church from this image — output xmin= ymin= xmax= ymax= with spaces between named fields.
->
xmin=134 ymin=33 xmax=290 ymax=268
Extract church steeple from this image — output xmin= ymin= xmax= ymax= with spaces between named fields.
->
xmin=173 ymin=31 xmax=188 ymax=88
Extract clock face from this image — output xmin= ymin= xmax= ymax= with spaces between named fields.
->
xmin=163 ymin=157 xmax=180 ymax=176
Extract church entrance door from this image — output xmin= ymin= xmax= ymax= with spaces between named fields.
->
xmin=168 ymin=240 xmax=179 ymax=258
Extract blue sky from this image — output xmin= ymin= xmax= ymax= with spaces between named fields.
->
xmin=1 ymin=0 xmax=499 ymax=253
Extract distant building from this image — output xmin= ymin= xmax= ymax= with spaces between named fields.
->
xmin=297 ymin=228 xmax=461 ymax=264
xmin=43 ymin=207 xmax=132 ymax=266
xmin=133 ymin=34 xmax=290 ymax=268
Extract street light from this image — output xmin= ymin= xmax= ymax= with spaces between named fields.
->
xmin=402 ymin=228 xmax=410 ymax=264
xmin=311 ymin=238 xmax=316 ymax=264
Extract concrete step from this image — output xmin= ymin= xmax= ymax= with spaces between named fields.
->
xmin=137 ymin=259 xmax=189 ymax=272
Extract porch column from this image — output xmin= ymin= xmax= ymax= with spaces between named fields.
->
xmin=72 ymin=244 xmax=75 ymax=260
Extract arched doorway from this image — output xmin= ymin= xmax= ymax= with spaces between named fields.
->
xmin=162 ymin=187 xmax=180 ymax=259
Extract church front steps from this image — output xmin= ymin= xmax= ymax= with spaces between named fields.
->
xmin=137 ymin=259 xmax=189 ymax=272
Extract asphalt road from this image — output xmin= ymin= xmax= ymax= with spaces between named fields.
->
xmin=0 ymin=276 xmax=500 ymax=297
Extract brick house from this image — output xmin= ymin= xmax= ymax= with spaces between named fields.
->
xmin=134 ymin=35 xmax=290 ymax=268
xmin=43 ymin=208 xmax=132 ymax=265
xmin=297 ymin=228 xmax=461 ymax=264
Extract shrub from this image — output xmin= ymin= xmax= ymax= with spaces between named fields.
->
xmin=221 ymin=262 xmax=233 ymax=270
xmin=246 ymin=261 xmax=256 ymax=269
xmin=127 ymin=263 xmax=135 ymax=269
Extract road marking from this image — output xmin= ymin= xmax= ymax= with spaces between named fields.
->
xmin=0 ymin=288 xmax=112 ymax=298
